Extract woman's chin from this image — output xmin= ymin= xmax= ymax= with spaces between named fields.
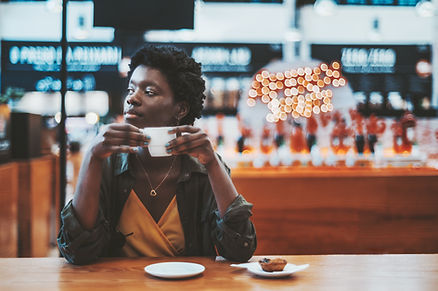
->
xmin=123 ymin=116 xmax=173 ymax=129
xmin=124 ymin=116 xmax=143 ymax=128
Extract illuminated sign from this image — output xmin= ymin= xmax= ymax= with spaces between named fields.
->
xmin=149 ymin=42 xmax=282 ymax=74
xmin=311 ymin=44 xmax=431 ymax=95
xmin=35 ymin=75 xmax=96 ymax=92
xmin=340 ymin=47 xmax=396 ymax=73
xmin=1 ymin=41 xmax=123 ymax=93
xmin=192 ymin=46 xmax=252 ymax=72
xmin=7 ymin=45 xmax=121 ymax=72
xmin=336 ymin=0 xmax=420 ymax=5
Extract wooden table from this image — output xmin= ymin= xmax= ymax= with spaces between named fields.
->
xmin=1 ymin=254 xmax=437 ymax=290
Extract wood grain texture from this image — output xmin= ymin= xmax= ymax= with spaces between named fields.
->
xmin=0 ymin=255 xmax=437 ymax=291
xmin=51 ymin=155 xmax=60 ymax=249
xmin=0 ymin=163 xmax=18 ymax=257
xmin=17 ymin=155 xmax=59 ymax=257
xmin=232 ymin=167 xmax=438 ymax=255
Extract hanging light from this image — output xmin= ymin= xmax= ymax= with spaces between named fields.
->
xmin=416 ymin=0 xmax=436 ymax=17
xmin=314 ymin=0 xmax=337 ymax=16
xmin=118 ymin=57 xmax=131 ymax=78
xmin=46 ymin=0 xmax=62 ymax=13
xmin=85 ymin=112 xmax=100 ymax=125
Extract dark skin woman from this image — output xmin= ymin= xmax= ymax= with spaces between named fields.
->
xmin=58 ymin=45 xmax=256 ymax=264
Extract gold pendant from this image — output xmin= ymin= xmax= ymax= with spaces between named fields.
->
xmin=150 ymin=189 xmax=157 ymax=197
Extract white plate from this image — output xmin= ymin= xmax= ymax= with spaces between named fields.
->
xmin=246 ymin=263 xmax=309 ymax=278
xmin=144 ymin=262 xmax=205 ymax=279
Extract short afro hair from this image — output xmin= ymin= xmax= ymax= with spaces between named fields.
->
xmin=128 ymin=44 xmax=206 ymax=125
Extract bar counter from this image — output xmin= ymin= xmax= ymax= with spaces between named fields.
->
xmin=1 ymin=254 xmax=437 ymax=290
xmin=231 ymin=167 xmax=438 ymax=255
xmin=0 ymin=155 xmax=59 ymax=257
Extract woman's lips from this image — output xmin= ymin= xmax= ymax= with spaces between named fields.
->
xmin=124 ymin=110 xmax=141 ymax=119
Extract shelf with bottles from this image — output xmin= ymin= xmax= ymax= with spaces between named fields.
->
xmin=353 ymin=90 xmax=437 ymax=118
xmin=196 ymin=109 xmax=438 ymax=169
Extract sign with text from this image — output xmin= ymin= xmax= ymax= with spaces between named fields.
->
xmin=311 ymin=44 xmax=431 ymax=94
xmin=1 ymin=41 xmax=123 ymax=93
xmin=335 ymin=0 xmax=420 ymax=5
xmin=149 ymin=42 xmax=282 ymax=75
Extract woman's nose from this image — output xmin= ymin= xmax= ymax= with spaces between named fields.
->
xmin=126 ymin=91 xmax=141 ymax=106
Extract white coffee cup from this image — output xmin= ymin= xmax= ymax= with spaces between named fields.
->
xmin=142 ymin=126 xmax=176 ymax=157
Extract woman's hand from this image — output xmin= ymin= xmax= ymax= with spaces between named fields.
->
xmin=89 ymin=123 xmax=148 ymax=160
xmin=167 ymin=125 xmax=239 ymax=217
xmin=166 ymin=125 xmax=216 ymax=166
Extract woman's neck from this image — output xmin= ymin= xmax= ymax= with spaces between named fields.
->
xmin=135 ymin=147 xmax=178 ymax=170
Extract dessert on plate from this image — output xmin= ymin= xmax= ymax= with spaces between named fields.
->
xmin=258 ymin=258 xmax=288 ymax=272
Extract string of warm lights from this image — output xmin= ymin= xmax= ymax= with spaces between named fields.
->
xmin=247 ymin=62 xmax=347 ymax=123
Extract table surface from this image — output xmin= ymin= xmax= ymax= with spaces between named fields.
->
xmin=1 ymin=254 xmax=437 ymax=291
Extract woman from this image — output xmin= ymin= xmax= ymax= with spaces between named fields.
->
xmin=57 ymin=45 xmax=256 ymax=265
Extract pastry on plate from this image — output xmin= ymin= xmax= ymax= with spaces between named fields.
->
xmin=258 ymin=258 xmax=287 ymax=272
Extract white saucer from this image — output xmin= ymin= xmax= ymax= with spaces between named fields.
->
xmin=247 ymin=263 xmax=309 ymax=278
xmin=144 ymin=262 xmax=205 ymax=279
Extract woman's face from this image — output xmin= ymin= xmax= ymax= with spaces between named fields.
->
xmin=123 ymin=65 xmax=180 ymax=129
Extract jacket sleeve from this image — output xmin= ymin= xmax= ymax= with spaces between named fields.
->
xmin=57 ymin=201 xmax=112 ymax=265
xmin=57 ymin=156 xmax=114 ymax=265
xmin=212 ymin=194 xmax=257 ymax=262
xmin=209 ymin=156 xmax=257 ymax=262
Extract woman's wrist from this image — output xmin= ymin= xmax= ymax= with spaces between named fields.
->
xmin=88 ymin=144 xmax=107 ymax=163
xmin=204 ymin=153 xmax=220 ymax=171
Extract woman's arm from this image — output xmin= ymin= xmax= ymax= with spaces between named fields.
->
xmin=166 ymin=125 xmax=237 ymax=217
xmin=167 ymin=125 xmax=256 ymax=261
xmin=72 ymin=123 xmax=146 ymax=229
xmin=58 ymin=123 xmax=146 ymax=264
xmin=204 ymin=154 xmax=238 ymax=217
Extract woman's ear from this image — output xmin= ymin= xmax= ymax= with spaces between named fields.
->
xmin=176 ymin=101 xmax=189 ymax=122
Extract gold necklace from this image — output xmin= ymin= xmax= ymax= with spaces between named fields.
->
xmin=135 ymin=155 xmax=176 ymax=197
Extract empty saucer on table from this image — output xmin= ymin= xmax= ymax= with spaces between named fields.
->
xmin=246 ymin=263 xmax=309 ymax=278
xmin=144 ymin=262 xmax=205 ymax=279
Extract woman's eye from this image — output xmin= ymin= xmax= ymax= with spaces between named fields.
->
xmin=145 ymin=89 xmax=156 ymax=96
xmin=127 ymin=88 xmax=135 ymax=95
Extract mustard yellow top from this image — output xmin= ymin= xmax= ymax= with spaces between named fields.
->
xmin=117 ymin=190 xmax=185 ymax=257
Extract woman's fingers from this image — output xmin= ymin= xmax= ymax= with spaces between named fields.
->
xmin=102 ymin=137 xmax=143 ymax=147
xmin=104 ymin=130 xmax=146 ymax=142
xmin=169 ymin=140 xmax=208 ymax=155
xmin=105 ymin=125 xmax=146 ymax=141
xmin=167 ymin=135 xmax=215 ymax=165
xmin=169 ymin=125 xmax=200 ymax=136
xmin=102 ymin=124 xmax=149 ymax=146
xmin=166 ymin=131 xmax=212 ymax=155
xmin=167 ymin=131 xmax=206 ymax=148
xmin=91 ymin=123 xmax=150 ymax=159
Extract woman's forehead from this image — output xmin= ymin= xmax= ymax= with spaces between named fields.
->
xmin=130 ymin=65 xmax=168 ymax=87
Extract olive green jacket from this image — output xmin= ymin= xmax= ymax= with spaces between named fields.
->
xmin=57 ymin=153 xmax=256 ymax=265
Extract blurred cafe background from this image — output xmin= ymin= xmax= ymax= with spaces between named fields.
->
xmin=0 ymin=0 xmax=437 ymax=258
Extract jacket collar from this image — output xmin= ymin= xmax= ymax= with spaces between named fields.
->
xmin=113 ymin=153 xmax=130 ymax=176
